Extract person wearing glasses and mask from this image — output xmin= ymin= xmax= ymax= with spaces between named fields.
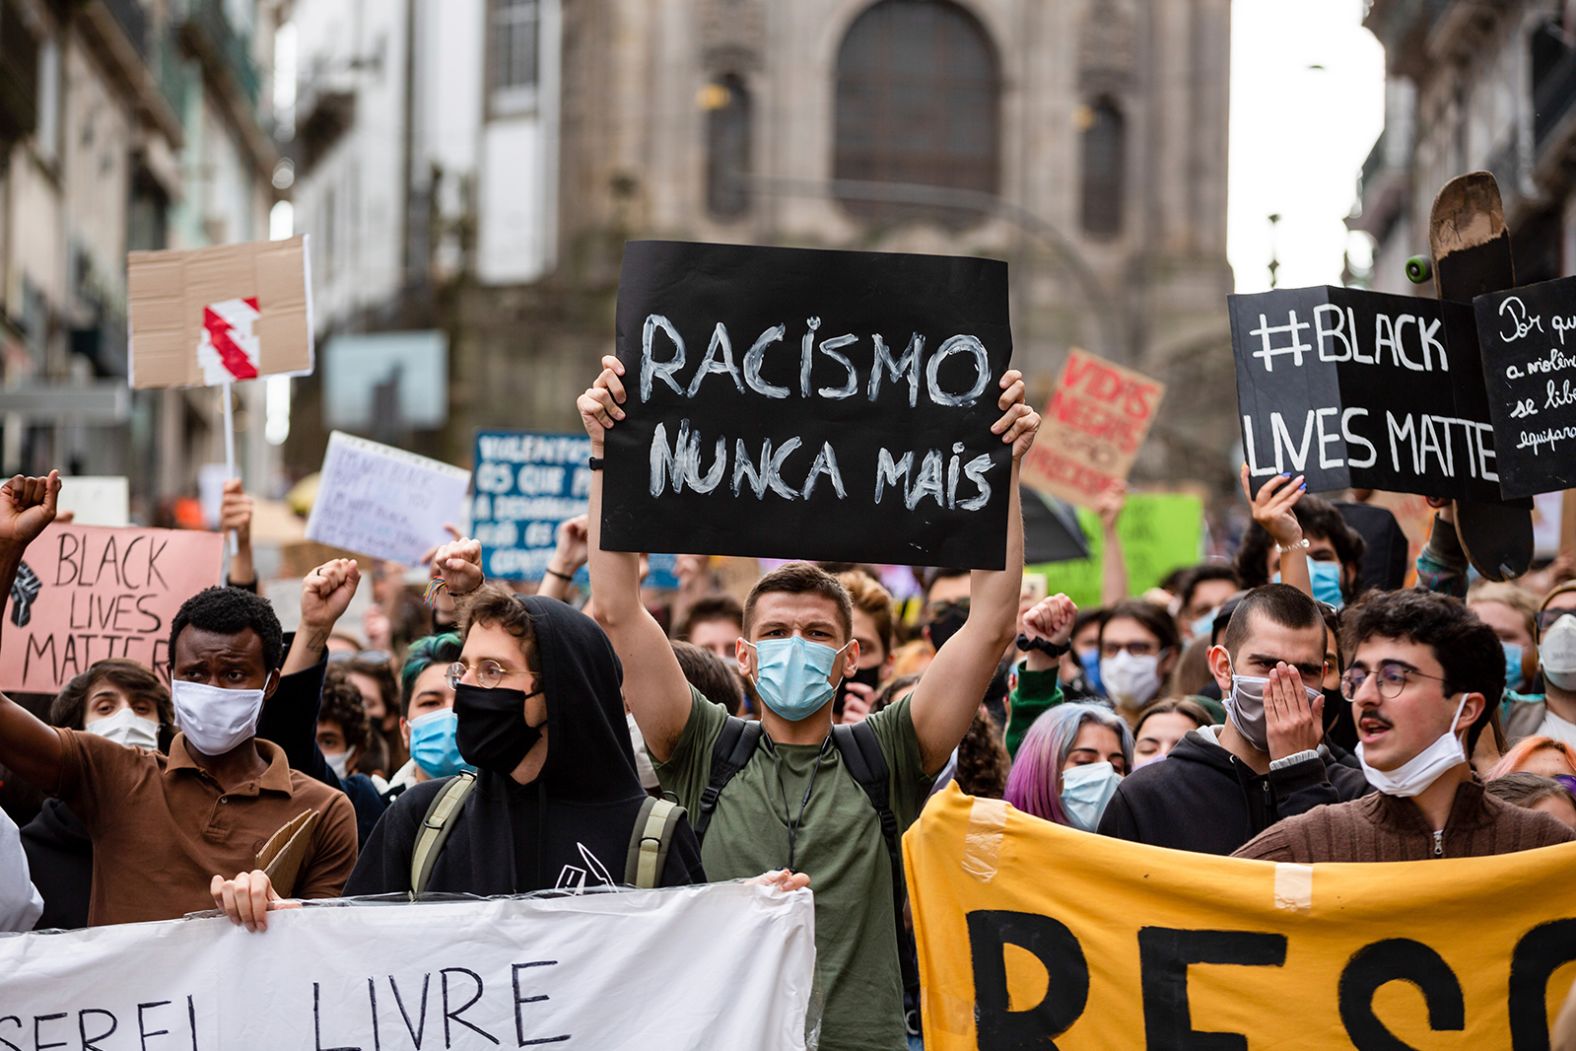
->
xmin=1098 ymin=584 xmax=1370 ymax=855
xmin=1504 ymin=582 xmax=1576 ymax=748
xmin=0 ymin=472 xmax=359 ymax=927
xmin=1235 ymin=589 xmax=1572 ymax=862
xmin=338 ymin=567 xmax=710 ymax=900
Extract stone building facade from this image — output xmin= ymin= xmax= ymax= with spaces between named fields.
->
xmin=289 ymin=0 xmax=1235 ymax=489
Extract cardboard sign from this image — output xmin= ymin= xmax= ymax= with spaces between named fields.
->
xmin=1020 ymin=349 xmax=1165 ymax=507
xmin=1 ymin=524 xmax=224 ymax=693
xmin=906 ymin=785 xmax=1576 ymax=1050
xmin=305 ymin=432 xmax=471 ymax=565
xmin=1472 ymin=276 xmax=1576 ymax=497
xmin=603 ymin=240 xmax=1015 ymax=569
xmin=1229 ymin=286 xmax=1504 ymax=500
xmin=472 ymin=431 xmax=594 ymax=580
xmin=55 ymin=476 xmax=130 ymax=527
xmin=127 ymin=236 xmax=314 ymax=389
xmin=0 ymin=882 xmax=817 ymax=1049
xmin=1029 ymin=492 xmax=1203 ymax=608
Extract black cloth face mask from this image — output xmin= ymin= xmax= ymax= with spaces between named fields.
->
xmin=455 ymin=683 xmax=545 ymax=774
xmin=926 ymin=602 xmax=969 ymax=651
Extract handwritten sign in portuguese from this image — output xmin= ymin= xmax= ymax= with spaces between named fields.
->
xmin=1229 ymin=286 xmax=1502 ymax=500
xmin=1472 ymin=275 xmax=1576 ymax=498
xmin=1 ymin=524 xmax=224 ymax=693
xmin=602 ymin=241 xmax=1015 ymax=569
xmin=1020 ymin=349 xmax=1165 ymax=508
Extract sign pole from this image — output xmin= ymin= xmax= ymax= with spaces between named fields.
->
xmin=221 ymin=381 xmax=238 ymax=557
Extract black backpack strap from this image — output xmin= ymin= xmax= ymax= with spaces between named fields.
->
xmin=831 ymin=723 xmax=920 ymax=1012
xmin=695 ymin=717 xmax=762 ymax=845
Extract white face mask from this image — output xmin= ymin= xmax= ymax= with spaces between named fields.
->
xmin=324 ymin=750 xmax=351 ymax=780
xmin=1540 ymin=614 xmax=1576 ymax=691
xmin=171 ymin=678 xmax=269 ymax=756
xmin=1356 ymin=692 xmax=1470 ymax=798
xmin=85 ymin=707 xmax=160 ymax=751
xmin=1060 ymin=760 xmax=1123 ymax=832
xmin=1101 ymin=651 xmax=1162 ymax=709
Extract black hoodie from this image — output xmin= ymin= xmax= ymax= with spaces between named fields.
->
xmin=19 ymin=798 xmax=92 ymax=930
xmin=1097 ymin=726 xmax=1372 ymax=855
xmin=346 ymin=597 xmax=705 ymax=895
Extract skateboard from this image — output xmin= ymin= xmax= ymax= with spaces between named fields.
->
xmin=1419 ymin=172 xmax=1535 ymax=582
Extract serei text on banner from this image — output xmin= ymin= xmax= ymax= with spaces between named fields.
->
xmin=602 ymin=240 xmax=1014 ymax=570
xmin=0 ymin=881 xmax=817 ymax=1051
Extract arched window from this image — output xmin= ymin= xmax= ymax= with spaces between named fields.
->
xmin=833 ymin=0 xmax=1000 ymax=225
xmin=1081 ymin=97 xmax=1125 ymax=238
xmin=705 ymin=74 xmax=752 ymax=220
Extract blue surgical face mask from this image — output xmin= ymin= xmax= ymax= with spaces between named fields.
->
xmin=1308 ymin=560 xmax=1346 ymax=609
xmin=1078 ymin=649 xmax=1103 ymax=693
xmin=409 ymin=709 xmax=474 ymax=779
xmin=746 ymin=636 xmax=847 ymax=722
xmin=1503 ymin=641 xmax=1525 ymax=693
xmin=1060 ymin=760 xmax=1122 ymax=832
xmin=1273 ymin=561 xmax=1346 ymax=609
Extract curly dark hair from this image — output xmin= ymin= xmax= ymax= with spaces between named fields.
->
xmin=1342 ymin=588 xmax=1503 ymax=751
xmin=345 ymin=654 xmax=398 ymax=722
xmin=320 ymin=662 xmax=373 ymax=758
xmin=955 ymin=707 xmax=1012 ymax=799
xmin=170 ymin=586 xmax=284 ymax=672
xmin=1234 ymin=494 xmax=1367 ymax=598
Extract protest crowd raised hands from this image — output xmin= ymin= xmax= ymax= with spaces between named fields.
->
xmin=3 ymin=225 xmax=1576 ymax=1051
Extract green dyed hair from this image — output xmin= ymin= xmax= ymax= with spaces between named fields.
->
xmin=400 ymin=632 xmax=463 ymax=717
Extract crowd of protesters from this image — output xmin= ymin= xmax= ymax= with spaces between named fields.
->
xmin=0 ymin=354 xmax=1574 ymax=1050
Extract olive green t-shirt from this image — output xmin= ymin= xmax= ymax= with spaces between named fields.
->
xmin=655 ymin=688 xmax=935 ymax=1051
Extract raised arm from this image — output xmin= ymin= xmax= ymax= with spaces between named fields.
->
xmin=581 ymin=354 xmax=694 ymax=762
xmin=1096 ymin=481 xmax=1129 ymax=606
xmin=1242 ymin=465 xmax=1311 ymax=597
xmin=909 ymin=371 xmax=1039 ymax=774
xmin=281 ymin=558 xmax=362 ymax=676
xmin=538 ymin=516 xmax=588 ymax=603
xmin=0 ymin=473 xmax=66 ymax=791
xmin=221 ymin=478 xmax=257 ymax=590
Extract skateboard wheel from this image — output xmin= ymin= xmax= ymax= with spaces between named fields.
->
xmin=1405 ymin=256 xmax=1432 ymax=283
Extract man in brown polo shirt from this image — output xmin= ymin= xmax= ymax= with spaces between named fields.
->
xmin=0 ymin=471 xmax=357 ymax=926
xmin=1236 ymin=589 xmax=1573 ymax=863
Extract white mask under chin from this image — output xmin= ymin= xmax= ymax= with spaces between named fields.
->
xmin=1101 ymin=651 xmax=1162 ymax=709
xmin=324 ymin=750 xmax=351 ymax=780
xmin=1356 ymin=693 xmax=1471 ymax=798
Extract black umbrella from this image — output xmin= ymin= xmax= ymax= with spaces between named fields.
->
xmin=1021 ymin=486 xmax=1091 ymax=564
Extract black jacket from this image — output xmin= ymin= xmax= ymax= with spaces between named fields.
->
xmin=19 ymin=797 xmax=92 ymax=930
xmin=1097 ymin=727 xmax=1372 ymax=855
xmin=346 ymin=597 xmax=705 ymax=896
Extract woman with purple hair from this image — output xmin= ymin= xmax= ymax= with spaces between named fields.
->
xmin=1003 ymin=703 xmax=1132 ymax=830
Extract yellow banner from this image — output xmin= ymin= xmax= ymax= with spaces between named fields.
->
xmin=904 ymin=784 xmax=1576 ymax=1050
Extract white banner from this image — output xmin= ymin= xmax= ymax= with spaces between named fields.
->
xmin=0 ymin=882 xmax=816 ymax=1050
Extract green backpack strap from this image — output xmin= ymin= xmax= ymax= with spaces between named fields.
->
xmin=624 ymin=796 xmax=686 ymax=889
xmin=409 ymin=771 xmax=478 ymax=899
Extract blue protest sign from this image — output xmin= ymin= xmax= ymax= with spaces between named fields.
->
xmin=472 ymin=431 xmax=593 ymax=581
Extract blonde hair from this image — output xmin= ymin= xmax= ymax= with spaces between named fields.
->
xmin=836 ymin=571 xmax=895 ymax=657
xmin=1468 ymin=581 xmax=1538 ymax=637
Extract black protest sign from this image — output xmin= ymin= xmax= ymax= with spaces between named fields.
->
xmin=1472 ymin=276 xmax=1576 ymax=498
xmin=603 ymin=241 xmax=1014 ymax=568
xmin=1229 ymin=286 xmax=1503 ymax=501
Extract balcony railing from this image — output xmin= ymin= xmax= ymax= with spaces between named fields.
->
xmin=102 ymin=0 xmax=149 ymax=59
xmin=177 ymin=0 xmax=260 ymax=106
xmin=1534 ymin=51 xmax=1576 ymax=151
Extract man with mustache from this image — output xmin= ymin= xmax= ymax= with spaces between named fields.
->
xmin=1235 ymin=589 xmax=1573 ymax=862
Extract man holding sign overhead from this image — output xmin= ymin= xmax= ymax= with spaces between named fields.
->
xmin=580 ymin=235 xmax=1038 ymax=1051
